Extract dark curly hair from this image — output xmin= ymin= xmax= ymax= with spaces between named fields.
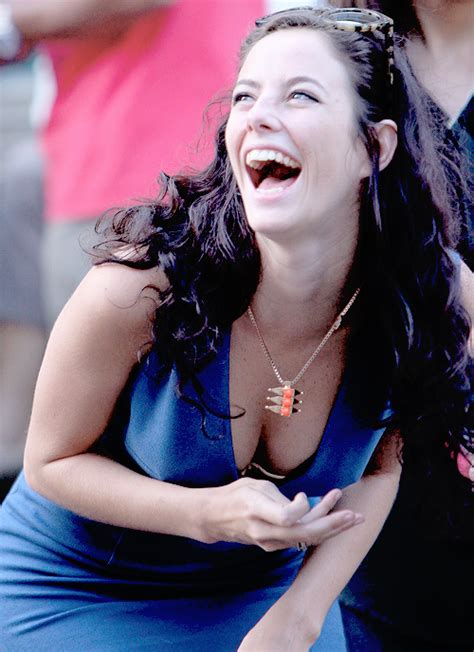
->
xmin=94 ymin=8 xmax=472 ymax=466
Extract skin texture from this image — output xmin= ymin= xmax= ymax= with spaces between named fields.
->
xmin=23 ymin=28 xmax=405 ymax=651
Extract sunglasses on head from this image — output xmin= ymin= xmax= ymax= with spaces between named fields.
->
xmin=255 ymin=7 xmax=394 ymax=86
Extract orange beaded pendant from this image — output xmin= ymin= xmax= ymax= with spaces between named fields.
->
xmin=247 ymin=288 xmax=360 ymax=418
xmin=265 ymin=383 xmax=303 ymax=417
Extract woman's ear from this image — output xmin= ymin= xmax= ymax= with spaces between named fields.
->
xmin=375 ymin=119 xmax=398 ymax=171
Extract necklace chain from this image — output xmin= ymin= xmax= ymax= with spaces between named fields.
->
xmin=247 ymin=287 xmax=361 ymax=387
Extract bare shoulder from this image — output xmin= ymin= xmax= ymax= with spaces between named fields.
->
xmin=77 ymin=262 xmax=165 ymax=311
xmin=49 ymin=262 xmax=167 ymax=368
xmin=43 ymin=262 xmax=167 ymax=392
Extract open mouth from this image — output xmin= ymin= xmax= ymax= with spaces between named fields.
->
xmin=245 ymin=149 xmax=301 ymax=192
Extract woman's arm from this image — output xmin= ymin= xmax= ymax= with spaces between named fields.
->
xmin=10 ymin=0 xmax=172 ymax=41
xmin=23 ymin=263 xmax=210 ymax=538
xmin=238 ymin=429 xmax=402 ymax=650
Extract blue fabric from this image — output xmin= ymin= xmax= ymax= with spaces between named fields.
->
xmin=0 ymin=334 xmax=387 ymax=650
xmin=121 ymin=331 xmax=387 ymax=496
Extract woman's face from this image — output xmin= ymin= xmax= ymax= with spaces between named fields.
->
xmin=225 ymin=28 xmax=371 ymax=243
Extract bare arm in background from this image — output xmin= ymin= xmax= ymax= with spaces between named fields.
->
xmin=10 ymin=0 xmax=174 ymax=41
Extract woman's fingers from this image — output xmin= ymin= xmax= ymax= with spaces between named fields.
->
xmin=249 ymin=488 xmax=311 ymax=527
xmin=316 ymin=512 xmax=365 ymax=543
xmin=291 ymin=509 xmax=365 ymax=546
xmin=208 ymin=479 xmax=362 ymax=550
xmin=280 ymin=492 xmax=311 ymax=525
xmin=255 ymin=510 xmax=364 ymax=552
xmin=297 ymin=488 xmax=342 ymax=524
xmin=255 ymin=508 xmax=364 ymax=551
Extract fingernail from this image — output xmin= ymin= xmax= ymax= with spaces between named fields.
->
xmin=343 ymin=513 xmax=355 ymax=522
xmin=354 ymin=516 xmax=365 ymax=525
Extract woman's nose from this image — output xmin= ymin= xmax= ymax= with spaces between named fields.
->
xmin=246 ymin=100 xmax=281 ymax=133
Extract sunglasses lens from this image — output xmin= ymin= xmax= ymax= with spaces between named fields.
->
xmin=335 ymin=20 xmax=364 ymax=29
xmin=323 ymin=8 xmax=391 ymax=30
xmin=331 ymin=11 xmax=375 ymax=25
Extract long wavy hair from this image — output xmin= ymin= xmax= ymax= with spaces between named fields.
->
xmin=94 ymin=9 xmax=472 ymax=470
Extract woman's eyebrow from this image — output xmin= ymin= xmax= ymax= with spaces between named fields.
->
xmin=233 ymin=79 xmax=260 ymax=90
xmin=233 ymin=75 xmax=328 ymax=95
xmin=287 ymin=75 xmax=328 ymax=96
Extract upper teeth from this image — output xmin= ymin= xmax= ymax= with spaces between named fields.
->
xmin=245 ymin=149 xmax=300 ymax=170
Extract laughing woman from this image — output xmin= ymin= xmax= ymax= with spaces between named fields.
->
xmin=0 ymin=7 xmax=471 ymax=652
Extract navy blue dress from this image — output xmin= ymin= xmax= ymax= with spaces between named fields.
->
xmin=0 ymin=332 xmax=388 ymax=651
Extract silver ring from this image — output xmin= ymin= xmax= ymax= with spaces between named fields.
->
xmin=296 ymin=542 xmax=308 ymax=552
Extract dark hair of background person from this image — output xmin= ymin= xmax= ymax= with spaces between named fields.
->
xmin=331 ymin=1 xmax=474 ymax=273
xmin=93 ymin=9 xmax=472 ymax=473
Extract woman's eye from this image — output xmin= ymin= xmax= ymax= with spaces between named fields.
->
xmin=232 ymin=92 xmax=253 ymax=105
xmin=289 ymin=91 xmax=318 ymax=102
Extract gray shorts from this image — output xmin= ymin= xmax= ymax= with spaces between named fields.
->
xmin=0 ymin=139 xmax=44 ymax=328
xmin=40 ymin=216 xmax=99 ymax=330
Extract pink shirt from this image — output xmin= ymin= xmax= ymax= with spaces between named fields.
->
xmin=42 ymin=0 xmax=263 ymax=221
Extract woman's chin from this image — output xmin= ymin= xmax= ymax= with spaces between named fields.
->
xmin=247 ymin=216 xmax=297 ymax=240
xmin=243 ymin=202 xmax=298 ymax=234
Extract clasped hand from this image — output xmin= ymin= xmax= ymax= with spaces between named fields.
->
xmin=200 ymin=478 xmax=363 ymax=551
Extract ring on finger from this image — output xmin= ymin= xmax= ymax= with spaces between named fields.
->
xmin=296 ymin=542 xmax=308 ymax=552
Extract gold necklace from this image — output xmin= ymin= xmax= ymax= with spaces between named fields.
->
xmin=247 ymin=288 xmax=361 ymax=417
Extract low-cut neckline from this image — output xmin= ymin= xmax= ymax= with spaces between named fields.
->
xmin=222 ymin=329 xmax=350 ymax=483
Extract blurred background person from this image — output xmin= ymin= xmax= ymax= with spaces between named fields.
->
xmin=0 ymin=52 xmax=54 ymax=500
xmin=332 ymin=0 xmax=472 ymax=268
xmin=0 ymin=0 xmax=262 ymax=501
xmin=0 ymin=0 xmax=324 ymax=501
xmin=329 ymin=1 xmax=474 ymax=650
xmin=4 ymin=0 xmax=266 ymax=329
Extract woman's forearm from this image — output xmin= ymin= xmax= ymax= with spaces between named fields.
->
xmin=279 ymin=469 xmax=400 ymax=640
xmin=26 ymin=452 xmax=209 ymax=540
